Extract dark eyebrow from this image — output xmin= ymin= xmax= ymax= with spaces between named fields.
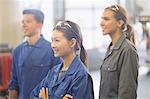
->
xmin=101 ymin=16 xmax=110 ymax=20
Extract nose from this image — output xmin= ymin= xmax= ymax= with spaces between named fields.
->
xmin=100 ymin=20 xmax=104 ymax=27
xmin=22 ymin=21 xmax=26 ymax=28
xmin=51 ymin=41 xmax=56 ymax=49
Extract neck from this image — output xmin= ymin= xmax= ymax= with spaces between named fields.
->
xmin=27 ymin=33 xmax=41 ymax=45
xmin=110 ymin=31 xmax=122 ymax=46
xmin=62 ymin=52 xmax=76 ymax=70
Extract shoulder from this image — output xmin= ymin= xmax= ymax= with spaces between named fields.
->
xmin=40 ymin=37 xmax=51 ymax=46
xmin=75 ymin=62 xmax=89 ymax=78
xmin=121 ymin=39 xmax=137 ymax=52
xmin=13 ymin=42 xmax=25 ymax=54
xmin=39 ymin=38 xmax=54 ymax=52
xmin=51 ymin=63 xmax=62 ymax=71
xmin=119 ymin=39 xmax=138 ymax=60
xmin=46 ymin=63 xmax=62 ymax=76
xmin=14 ymin=42 xmax=25 ymax=49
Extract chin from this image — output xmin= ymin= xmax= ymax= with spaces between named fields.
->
xmin=103 ymin=33 xmax=107 ymax=35
xmin=54 ymin=54 xmax=60 ymax=57
xmin=103 ymin=32 xmax=109 ymax=35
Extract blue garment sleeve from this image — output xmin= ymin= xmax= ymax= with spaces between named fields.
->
xmin=69 ymin=73 xmax=94 ymax=99
xmin=8 ymin=51 xmax=19 ymax=91
xmin=30 ymin=69 xmax=52 ymax=99
xmin=30 ymin=77 xmax=47 ymax=98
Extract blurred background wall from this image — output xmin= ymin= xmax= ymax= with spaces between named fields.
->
xmin=0 ymin=0 xmax=22 ymax=47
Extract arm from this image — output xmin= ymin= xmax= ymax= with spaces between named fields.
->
xmin=118 ymin=49 xmax=139 ymax=99
xmin=9 ymin=52 xmax=19 ymax=99
xmin=30 ymin=69 xmax=52 ymax=98
xmin=38 ymin=87 xmax=73 ymax=99
xmin=69 ymin=73 xmax=94 ymax=99
xmin=9 ymin=90 xmax=19 ymax=99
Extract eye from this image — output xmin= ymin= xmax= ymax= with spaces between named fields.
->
xmin=103 ymin=17 xmax=109 ymax=20
xmin=52 ymin=38 xmax=60 ymax=42
xmin=55 ymin=39 xmax=60 ymax=42
xmin=22 ymin=20 xmax=24 ymax=24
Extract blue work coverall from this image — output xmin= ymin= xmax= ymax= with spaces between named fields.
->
xmin=31 ymin=56 xmax=94 ymax=99
xmin=9 ymin=36 xmax=60 ymax=99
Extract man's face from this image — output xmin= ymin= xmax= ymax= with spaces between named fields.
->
xmin=22 ymin=14 xmax=41 ymax=37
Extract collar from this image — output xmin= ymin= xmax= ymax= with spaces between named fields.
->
xmin=54 ymin=56 xmax=81 ymax=75
xmin=22 ymin=35 xmax=44 ymax=48
xmin=109 ymin=33 xmax=126 ymax=50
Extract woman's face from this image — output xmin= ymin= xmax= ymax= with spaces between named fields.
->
xmin=100 ymin=9 xmax=120 ymax=35
xmin=51 ymin=30 xmax=74 ymax=58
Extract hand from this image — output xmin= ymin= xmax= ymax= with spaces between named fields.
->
xmin=39 ymin=87 xmax=48 ymax=99
xmin=9 ymin=90 xmax=19 ymax=99
xmin=63 ymin=94 xmax=73 ymax=99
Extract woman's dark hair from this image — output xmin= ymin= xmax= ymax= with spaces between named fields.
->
xmin=53 ymin=20 xmax=87 ymax=66
xmin=105 ymin=4 xmax=135 ymax=45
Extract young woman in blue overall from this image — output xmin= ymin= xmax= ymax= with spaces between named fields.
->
xmin=30 ymin=20 xmax=94 ymax=99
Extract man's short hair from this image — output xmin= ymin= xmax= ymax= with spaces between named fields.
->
xmin=23 ymin=9 xmax=44 ymax=23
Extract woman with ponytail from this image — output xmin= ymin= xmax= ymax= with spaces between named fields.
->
xmin=99 ymin=4 xmax=139 ymax=99
xmin=30 ymin=20 xmax=94 ymax=99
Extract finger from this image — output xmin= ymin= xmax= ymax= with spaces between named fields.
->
xmin=39 ymin=89 xmax=42 ymax=98
xmin=40 ymin=88 xmax=44 ymax=99
xmin=42 ymin=87 xmax=46 ymax=99
xmin=63 ymin=94 xmax=73 ymax=99
xmin=62 ymin=96 xmax=68 ymax=99
xmin=65 ymin=94 xmax=73 ymax=98
xmin=46 ymin=87 xmax=48 ymax=99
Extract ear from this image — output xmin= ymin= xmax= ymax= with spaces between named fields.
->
xmin=117 ymin=20 xmax=124 ymax=27
xmin=69 ymin=38 xmax=77 ymax=48
xmin=37 ymin=22 xmax=43 ymax=28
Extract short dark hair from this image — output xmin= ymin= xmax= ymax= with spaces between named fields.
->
xmin=23 ymin=9 xmax=44 ymax=23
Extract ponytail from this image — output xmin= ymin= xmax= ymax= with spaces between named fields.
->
xmin=58 ymin=20 xmax=88 ymax=66
xmin=124 ymin=24 xmax=136 ymax=45
xmin=80 ymin=44 xmax=87 ymax=66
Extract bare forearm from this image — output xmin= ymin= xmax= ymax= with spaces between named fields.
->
xmin=9 ymin=90 xmax=19 ymax=99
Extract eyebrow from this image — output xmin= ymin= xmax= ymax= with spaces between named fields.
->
xmin=101 ymin=16 xmax=112 ymax=19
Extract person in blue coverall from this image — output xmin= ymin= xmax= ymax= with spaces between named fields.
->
xmin=8 ymin=9 xmax=60 ymax=99
xmin=30 ymin=20 xmax=94 ymax=99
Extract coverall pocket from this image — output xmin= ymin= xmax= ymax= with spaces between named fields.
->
xmin=104 ymin=64 xmax=118 ymax=94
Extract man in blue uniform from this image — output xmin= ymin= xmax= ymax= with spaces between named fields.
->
xmin=8 ymin=9 xmax=60 ymax=99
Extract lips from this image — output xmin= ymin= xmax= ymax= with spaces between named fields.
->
xmin=22 ymin=29 xmax=28 ymax=34
xmin=101 ymin=26 xmax=105 ymax=31
xmin=54 ymin=51 xmax=57 ymax=54
xmin=53 ymin=49 xmax=58 ymax=54
xmin=101 ymin=28 xmax=105 ymax=32
xmin=53 ymin=50 xmax=59 ymax=57
xmin=23 ymin=27 xmax=28 ymax=30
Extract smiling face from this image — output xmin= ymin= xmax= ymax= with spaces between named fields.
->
xmin=100 ymin=9 xmax=121 ymax=36
xmin=22 ymin=14 xmax=42 ymax=37
xmin=51 ymin=30 xmax=76 ymax=58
